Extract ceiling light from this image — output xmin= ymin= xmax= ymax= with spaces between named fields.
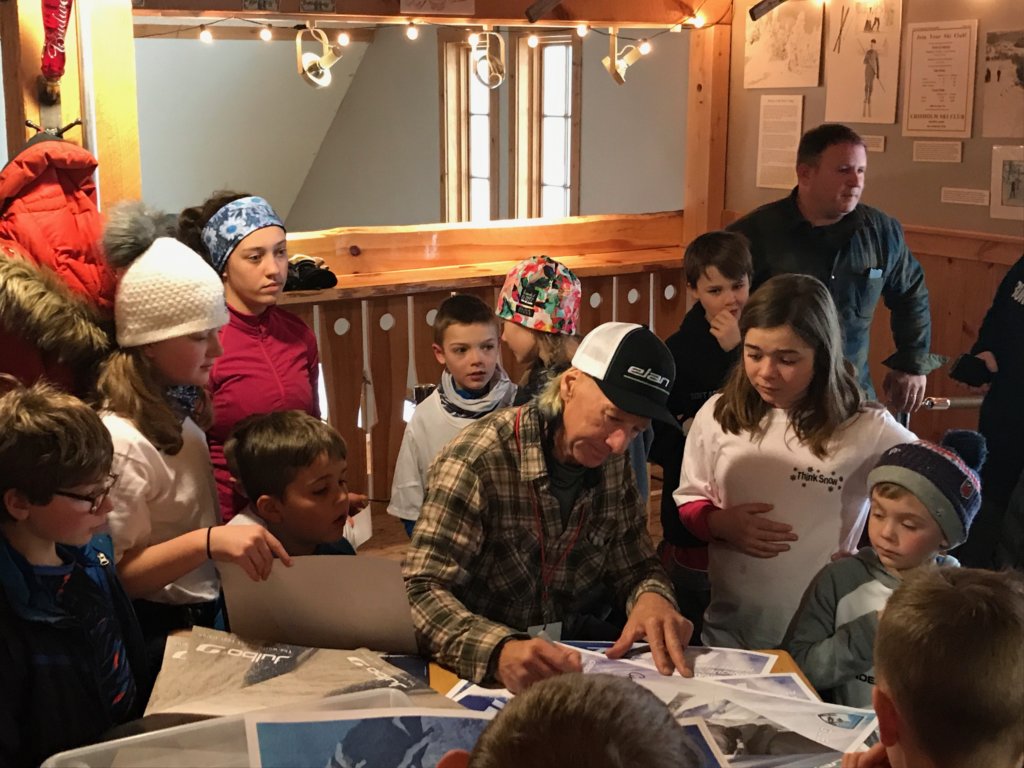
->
xmin=296 ymin=24 xmax=343 ymax=88
xmin=259 ymin=25 xmax=272 ymax=42
xmin=468 ymin=31 xmax=480 ymax=47
xmin=601 ymin=29 xmax=643 ymax=85
xmin=527 ymin=33 xmax=539 ymax=48
xmin=199 ymin=25 xmax=213 ymax=43
xmin=405 ymin=22 xmax=419 ymax=40
xmin=638 ymin=38 xmax=652 ymax=55
xmin=337 ymin=31 xmax=351 ymax=46
xmin=576 ymin=24 xmax=589 ymax=38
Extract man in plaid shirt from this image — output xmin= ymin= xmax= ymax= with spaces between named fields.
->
xmin=404 ymin=323 xmax=694 ymax=692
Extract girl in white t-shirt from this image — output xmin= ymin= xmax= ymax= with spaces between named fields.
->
xmin=96 ymin=204 xmax=290 ymax=662
xmin=674 ymin=274 xmax=914 ymax=649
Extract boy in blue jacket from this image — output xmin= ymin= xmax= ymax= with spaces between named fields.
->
xmin=0 ymin=380 xmax=147 ymax=768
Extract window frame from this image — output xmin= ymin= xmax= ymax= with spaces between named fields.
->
xmin=508 ymin=30 xmax=582 ymax=219
xmin=438 ymin=28 xmax=501 ymax=222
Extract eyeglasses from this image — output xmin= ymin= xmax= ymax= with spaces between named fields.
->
xmin=53 ymin=473 xmax=119 ymax=514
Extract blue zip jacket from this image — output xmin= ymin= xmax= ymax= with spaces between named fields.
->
xmin=0 ymin=534 xmax=148 ymax=768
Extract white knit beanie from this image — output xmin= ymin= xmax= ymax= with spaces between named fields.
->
xmin=115 ymin=237 xmax=228 ymax=348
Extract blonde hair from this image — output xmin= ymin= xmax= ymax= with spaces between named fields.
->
xmin=96 ymin=348 xmax=212 ymax=455
xmin=714 ymin=274 xmax=863 ymax=459
xmin=518 ymin=331 xmax=580 ymax=390
xmin=535 ymin=368 xmax=568 ymax=420
xmin=876 ymin=568 xmax=1024 ymax=768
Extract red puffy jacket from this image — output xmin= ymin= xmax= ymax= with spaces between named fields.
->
xmin=0 ymin=137 xmax=112 ymax=393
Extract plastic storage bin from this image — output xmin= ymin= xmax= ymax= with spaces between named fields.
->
xmin=42 ymin=688 xmax=414 ymax=768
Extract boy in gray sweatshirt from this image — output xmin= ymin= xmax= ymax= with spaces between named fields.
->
xmin=784 ymin=430 xmax=985 ymax=707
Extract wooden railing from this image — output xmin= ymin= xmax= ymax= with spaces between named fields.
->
xmin=279 ymin=212 xmax=688 ymax=506
xmin=282 ymin=209 xmax=1021 ymax=511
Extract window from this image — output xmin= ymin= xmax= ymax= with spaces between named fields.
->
xmin=511 ymin=32 xmax=581 ymax=219
xmin=439 ymin=29 xmax=500 ymax=222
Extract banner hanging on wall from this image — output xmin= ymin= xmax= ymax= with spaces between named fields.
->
xmin=743 ymin=0 xmax=823 ymax=89
xmin=902 ymin=20 xmax=978 ymax=138
xmin=824 ymin=0 xmax=902 ymax=125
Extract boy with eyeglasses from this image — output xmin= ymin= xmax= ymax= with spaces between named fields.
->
xmin=0 ymin=380 xmax=147 ymax=768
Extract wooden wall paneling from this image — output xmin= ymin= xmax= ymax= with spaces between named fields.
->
xmin=614 ymin=272 xmax=651 ymax=326
xmin=651 ymin=267 xmax=686 ymax=339
xmin=366 ymin=294 xmax=411 ymax=505
xmin=314 ymin=300 xmax=368 ymax=492
xmin=578 ymin=274 xmax=615 ymax=334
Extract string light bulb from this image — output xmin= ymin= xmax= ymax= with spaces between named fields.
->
xmin=691 ymin=13 xmax=706 ymax=28
xmin=405 ymin=22 xmax=419 ymax=40
xmin=199 ymin=25 xmax=213 ymax=43
xmin=468 ymin=31 xmax=480 ymax=47
xmin=638 ymin=38 xmax=652 ymax=55
xmin=527 ymin=33 xmax=539 ymax=48
xmin=337 ymin=30 xmax=351 ymax=46
xmin=259 ymin=25 xmax=272 ymax=42
xmin=575 ymin=24 xmax=589 ymax=38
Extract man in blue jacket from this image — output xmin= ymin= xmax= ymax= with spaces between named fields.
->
xmin=729 ymin=123 xmax=942 ymax=412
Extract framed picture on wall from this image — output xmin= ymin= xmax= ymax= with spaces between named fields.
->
xmin=990 ymin=145 xmax=1024 ymax=221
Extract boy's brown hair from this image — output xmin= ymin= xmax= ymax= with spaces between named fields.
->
xmin=433 ymin=293 xmax=499 ymax=346
xmin=0 ymin=379 xmax=113 ymax=521
xmin=870 ymin=481 xmax=914 ymax=502
xmin=225 ymin=411 xmax=346 ymax=501
xmin=467 ymin=673 xmax=699 ymax=768
xmin=876 ymin=567 xmax=1024 ymax=768
xmin=683 ymin=230 xmax=753 ymax=288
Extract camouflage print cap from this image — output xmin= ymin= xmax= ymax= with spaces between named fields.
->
xmin=496 ymin=255 xmax=582 ymax=335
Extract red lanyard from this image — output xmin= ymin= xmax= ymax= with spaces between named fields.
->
xmin=514 ymin=407 xmax=587 ymax=606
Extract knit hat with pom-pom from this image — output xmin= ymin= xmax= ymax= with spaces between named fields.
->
xmin=104 ymin=202 xmax=227 ymax=348
xmin=868 ymin=430 xmax=987 ymax=548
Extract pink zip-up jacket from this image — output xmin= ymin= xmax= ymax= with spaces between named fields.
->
xmin=207 ymin=304 xmax=320 ymax=521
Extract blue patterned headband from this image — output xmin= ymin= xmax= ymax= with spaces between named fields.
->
xmin=201 ymin=196 xmax=285 ymax=275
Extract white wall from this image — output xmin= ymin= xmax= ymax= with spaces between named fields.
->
xmin=134 ymin=36 xmax=366 ymax=219
xmin=286 ymin=27 xmax=442 ymax=231
xmin=579 ymin=30 xmax=689 ymax=215
xmin=287 ymin=26 xmax=691 ymax=230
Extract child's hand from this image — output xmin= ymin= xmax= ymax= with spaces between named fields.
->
xmin=707 ymin=503 xmax=798 ymax=558
xmin=842 ymin=742 xmax=891 ymax=768
xmin=208 ymin=525 xmax=293 ymax=581
xmin=709 ymin=309 xmax=742 ymax=352
xmin=347 ymin=493 xmax=369 ymax=516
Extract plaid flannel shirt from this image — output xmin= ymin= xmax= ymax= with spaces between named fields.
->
xmin=402 ymin=402 xmax=677 ymax=683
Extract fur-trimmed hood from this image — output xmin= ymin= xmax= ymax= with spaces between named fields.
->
xmin=0 ymin=243 xmax=111 ymax=365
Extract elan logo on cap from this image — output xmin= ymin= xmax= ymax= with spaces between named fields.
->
xmin=625 ymin=365 xmax=670 ymax=389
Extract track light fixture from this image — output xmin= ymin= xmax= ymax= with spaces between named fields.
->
xmin=470 ymin=30 xmax=506 ymax=88
xmin=601 ymin=29 xmax=643 ymax=85
xmin=295 ymin=23 xmax=343 ymax=88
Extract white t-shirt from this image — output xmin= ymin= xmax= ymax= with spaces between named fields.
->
xmin=673 ymin=395 xmax=915 ymax=649
xmin=103 ymin=413 xmax=220 ymax=605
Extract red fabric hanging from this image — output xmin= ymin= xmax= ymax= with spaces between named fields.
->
xmin=41 ymin=0 xmax=75 ymax=82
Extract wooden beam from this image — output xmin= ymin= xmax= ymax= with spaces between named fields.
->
xmin=2 ymin=0 xmax=44 ymax=156
xmin=134 ymin=22 xmax=375 ymax=42
xmin=132 ymin=0 xmax=697 ymax=29
xmin=86 ymin=0 xmax=142 ymax=205
xmin=682 ymin=23 xmax=730 ymax=246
